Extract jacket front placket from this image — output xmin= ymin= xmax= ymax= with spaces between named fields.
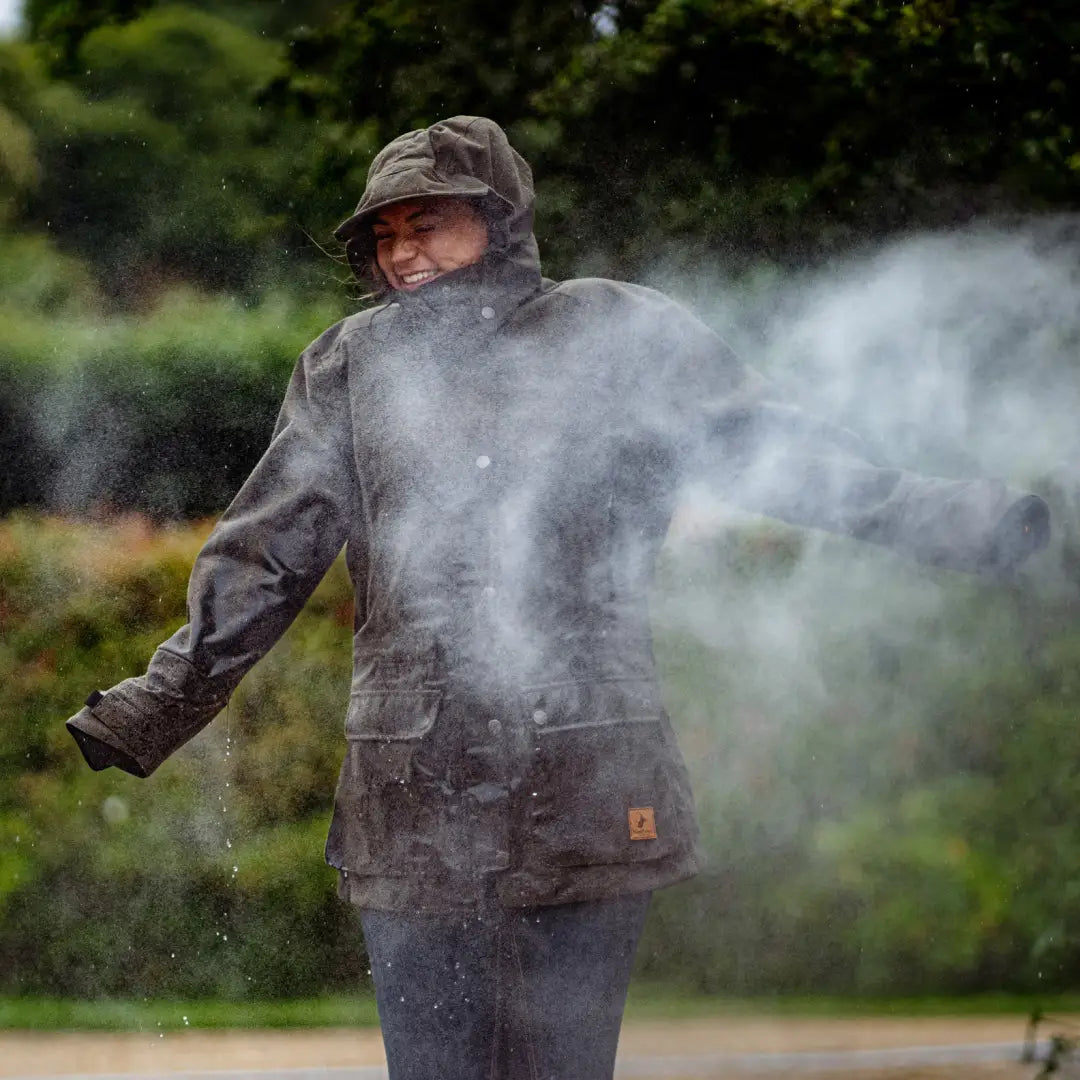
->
xmin=399 ymin=290 xmax=523 ymax=875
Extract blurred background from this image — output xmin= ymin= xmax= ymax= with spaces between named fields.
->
xmin=3 ymin=0 xmax=1080 ymax=1013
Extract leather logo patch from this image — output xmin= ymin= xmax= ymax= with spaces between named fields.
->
xmin=628 ymin=807 xmax=657 ymax=841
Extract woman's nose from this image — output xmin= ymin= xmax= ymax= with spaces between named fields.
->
xmin=391 ymin=235 xmax=419 ymax=265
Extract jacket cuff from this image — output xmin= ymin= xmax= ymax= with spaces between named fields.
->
xmin=896 ymin=479 xmax=1050 ymax=575
xmin=66 ymin=648 xmax=228 ymax=777
xmin=982 ymin=493 xmax=1051 ymax=573
xmin=66 ymin=707 xmax=148 ymax=776
xmin=66 ymin=691 xmax=163 ymax=777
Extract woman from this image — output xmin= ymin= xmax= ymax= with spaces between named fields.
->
xmin=68 ymin=116 xmax=1048 ymax=1079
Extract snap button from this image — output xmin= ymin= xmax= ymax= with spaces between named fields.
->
xmin=475 ymin=455 xmax=491 ymax=469
xmin=488 ymin=718 xmax=503 ymax=736
xmin=532 ymin=709 xmax=547 ymax=725
xmin=480 ymin=305 xmax=495 ymax=320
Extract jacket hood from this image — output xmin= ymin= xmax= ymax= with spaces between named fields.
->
xmin=334 ymin=116 xmax=540 ymax=290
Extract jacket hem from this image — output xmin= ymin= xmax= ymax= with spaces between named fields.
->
xmin=335 ymin=848 xmax=701 ymax=913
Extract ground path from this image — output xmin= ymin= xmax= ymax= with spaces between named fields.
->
xmin=0 ymin=1015 xmax=1064 ymax=1079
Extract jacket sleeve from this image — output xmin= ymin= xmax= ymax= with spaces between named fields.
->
xmin=66 ymin=328 xmax=361 ymax=777
xmin=661 ymin=303 xmax=1050 ymax=574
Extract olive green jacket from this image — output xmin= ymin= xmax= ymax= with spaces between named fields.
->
xmin=67 ymin=117 xmax=1048 ymax=911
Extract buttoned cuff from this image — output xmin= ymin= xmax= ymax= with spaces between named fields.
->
xmin=67 ymin=705 xmax=147 ymax=777
xmin=65 ymin=648 xmax=229 ymax=777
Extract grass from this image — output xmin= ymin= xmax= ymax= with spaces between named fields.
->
xmin=0 ymin=996 xmax=380 ymax=1032
xmin=1 ymin=989 xmax=1077 ymax=1031
xmin=624 ymin=986 xmax=1080 ymax=1020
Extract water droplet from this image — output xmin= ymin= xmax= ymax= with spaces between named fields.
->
xmin=102 ymin=796 xmax=129 ymax=824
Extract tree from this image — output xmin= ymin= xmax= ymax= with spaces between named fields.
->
xmin=15 ymin=6 xmax=332 ymax=301
xmin=533 ymin=0 xmax=1080 ymax=273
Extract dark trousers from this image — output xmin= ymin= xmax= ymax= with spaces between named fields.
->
xmin=360 ymin=892 xmax=651 ymax=1080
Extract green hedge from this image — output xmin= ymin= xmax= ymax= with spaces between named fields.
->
xmin=0 ymin=513 xmax=361 ymax=997
xmin=0 ymin=286 xmax=348 ymax=517
xmin=3 ymin=513 xmax=1080 ymax=997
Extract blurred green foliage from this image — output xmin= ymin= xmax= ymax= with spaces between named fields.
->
xmin=0 ymin=0 xmax=1077 ymax=516
xmin=0 ymin=514 xmax=363 ymax=997
xmin=1 ymin=0 xmax=1077 ymax=302
xmin=0 ymin=290 xmax=346 ymax=515
xmin=641 ymin=523 xmax=1080 ymax=995
xmin=2 ymin=0 xmax=1080 ymax=1003
xmin=9 ymin=7 xmax=340 ymax=299
xmin=2 ymin=515 xmax=1080 ymax=997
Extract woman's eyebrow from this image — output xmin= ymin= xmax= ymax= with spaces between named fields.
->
xmin=373 ymin=208 xmax=439 ymax=229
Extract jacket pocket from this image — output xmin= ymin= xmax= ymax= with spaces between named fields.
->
xmin=347 ymin=687 xmax=441 ymax=748
xmin=520 ymin=679 xmax=682 ymax=869
xmin=345 ymin=642 xmax=443 ymax=772
xmin=326 ymin=687 xmax=444 ymax=872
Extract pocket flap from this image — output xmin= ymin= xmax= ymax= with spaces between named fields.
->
xmin=520 ymin=679 xmax=664 ymax=732
xmin=345 ymin=689 xmax=442 ymax=741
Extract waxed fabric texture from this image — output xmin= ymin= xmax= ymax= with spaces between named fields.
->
xmin=67 ymin=116 xmax=1050 ymax=913
xmin=334 ymin=116 xmax=538 ymax=290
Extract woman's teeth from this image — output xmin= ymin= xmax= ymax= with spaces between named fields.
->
xmin=402 ymin=270 xmax=439 ymax=285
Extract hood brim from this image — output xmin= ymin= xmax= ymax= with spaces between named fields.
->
xmin=334 ymin=116 xmax=537 ymax=292
xmin=333 ymin=174 xmax=512 ymax=242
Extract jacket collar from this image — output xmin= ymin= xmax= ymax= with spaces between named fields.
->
xmin=390 ymin=243 xmax=542 ymax=332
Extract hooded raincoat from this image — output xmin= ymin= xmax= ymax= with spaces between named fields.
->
xmin=67 ymin=116 xmax=1049 ymax=912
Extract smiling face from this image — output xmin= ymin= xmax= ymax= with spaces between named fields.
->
xmin=373 ymin=197 xmax=490 ymax=292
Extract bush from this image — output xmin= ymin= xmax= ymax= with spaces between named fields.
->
xmin=0 ymin=289 xmax=349 ymax=517
xmin=0 ymin=513 xmax=361 ymax=998
xmin=3 ymin=512 xmax=1080 ymax=997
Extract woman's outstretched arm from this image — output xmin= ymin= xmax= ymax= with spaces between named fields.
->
xmin=658 ymin=299 xmax=1050 ymax=574
xmin=66 ymin=324 xmax=361 ymax=777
